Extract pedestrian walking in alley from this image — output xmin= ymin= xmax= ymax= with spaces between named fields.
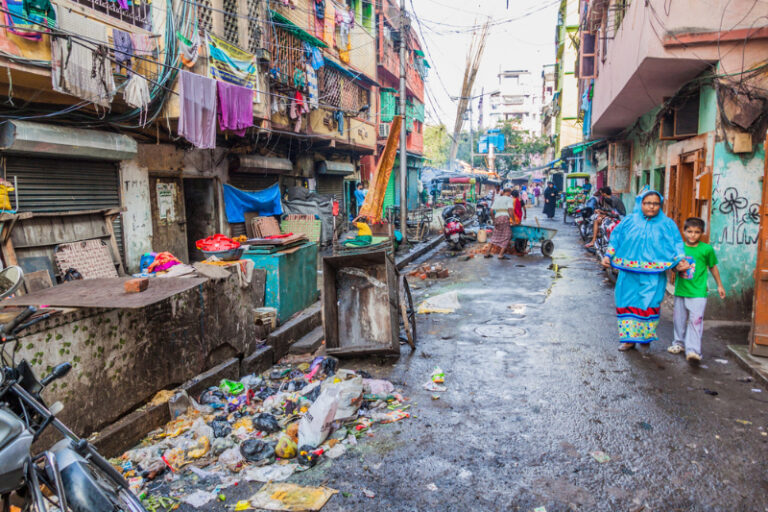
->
xmin=668 ymin=217 xmax=726 ymax=363
xmin=601 ymin=190 xmax=689 ymax=351
xmin=533 ymin=183 xmax=541 ymax=206
xmin=486 ymin=188 xmax=516 ymax=259
xmin=543 ymin=181 xmax=558 ymax=219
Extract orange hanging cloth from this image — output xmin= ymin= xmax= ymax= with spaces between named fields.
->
xmin=358 ymin=115 xmax=402 ymax=223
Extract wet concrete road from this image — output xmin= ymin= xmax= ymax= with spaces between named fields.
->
xmin=180 ymin=206 xmax=768 ymax=511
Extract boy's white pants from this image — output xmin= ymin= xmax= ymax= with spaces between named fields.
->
xmin=673 ymin=296 xmax=707 ymax=356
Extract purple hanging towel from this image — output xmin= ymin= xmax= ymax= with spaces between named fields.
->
xmin=178 ymin=70 xmax=217 ymax=149
xmin=216 ymin=81 xmax=254 ymax=137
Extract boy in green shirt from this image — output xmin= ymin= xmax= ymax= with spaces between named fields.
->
xmin=668 ymin=217 xmax=726 ymax=362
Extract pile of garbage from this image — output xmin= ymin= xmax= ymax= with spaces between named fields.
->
xmin=409 ymin=262 xmax=450 ymax=280
xmin=113 ymin=357 xmax=410 ymax=509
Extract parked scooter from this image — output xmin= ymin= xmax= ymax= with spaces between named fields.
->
xmin=476 ymin=196 xmax=492 ymax=227
xmin=0 ymin=266 xmax=147 ymax=512
xmin=442 ymin=213 xmax=466 ymax=250
xmin=594 ymin=211 xmax=621 ymax=283
xmin=573 ymin=205 xmax=595 ymax=242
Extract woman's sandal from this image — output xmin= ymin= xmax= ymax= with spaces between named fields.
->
xmin=618 ymin=342 xmax=636 ymax=351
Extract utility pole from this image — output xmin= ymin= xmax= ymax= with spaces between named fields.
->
xmin=469 ymin=103 xmax=474 ymax=168
xmin=399 ymin=0 xmax=408 ymax=242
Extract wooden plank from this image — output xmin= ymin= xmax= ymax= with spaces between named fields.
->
xmin=104 ymin=214 xmax=125 ymax=275
xmin=3 ymin=277 xmax=207 ymax=309
xmin=24 ymin=270 xmax=53 ymax=293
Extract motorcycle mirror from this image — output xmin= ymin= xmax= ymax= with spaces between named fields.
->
xmin=41 ymin=362 xmax=72 ymax=387
xmin=0 ymin=266 xmax=24 ymax=300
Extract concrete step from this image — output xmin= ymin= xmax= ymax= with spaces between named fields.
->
xmin=289 ymin=325 xmax=325 ymax=355
xmin=267 ymin=302 xmax=322 ymax=361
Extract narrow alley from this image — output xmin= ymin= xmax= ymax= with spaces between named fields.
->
xmin=170 ymin=208 xmax=767 ymax=511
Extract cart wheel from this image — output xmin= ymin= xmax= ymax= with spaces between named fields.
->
xmin=514 ymin=238 xmax=528 ymax=254
xmin=541 ymin=239 xmax=555 ymax=257
xmin=399 ymin=275 xmax=416 ymax=350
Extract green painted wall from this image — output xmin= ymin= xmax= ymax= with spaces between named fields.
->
xmin=699 ymin=84 xmax=717 ymax=134
xmin=708 ymin=141 xmax=763 ymax=318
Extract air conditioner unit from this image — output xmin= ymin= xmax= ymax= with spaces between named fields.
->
xmin=379 ymin=123 xmax=391 ymax=138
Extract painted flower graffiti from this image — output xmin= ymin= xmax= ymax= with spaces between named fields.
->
xmin=717 ymin=187 xmax=758 ymax=244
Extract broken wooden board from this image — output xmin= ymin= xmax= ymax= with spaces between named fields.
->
xmin=3 ymin=277 xmax=207 ymax=309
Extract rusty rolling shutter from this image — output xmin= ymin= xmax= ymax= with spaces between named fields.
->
xmin=4 ymin=155 xmax=124 ymax=259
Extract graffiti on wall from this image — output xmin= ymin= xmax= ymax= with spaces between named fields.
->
xmin=711 ymin=176 xmax=760 ymax=246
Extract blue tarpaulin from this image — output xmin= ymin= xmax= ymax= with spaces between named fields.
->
xmin=223 ymin=183 xmax=283 ymax=223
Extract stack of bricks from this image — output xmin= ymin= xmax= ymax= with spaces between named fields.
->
xmin=408 ymin=263 xmax=450 ymax=280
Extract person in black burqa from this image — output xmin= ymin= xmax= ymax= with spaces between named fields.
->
xmin=542 ymin=181 xmax=559 ymax=219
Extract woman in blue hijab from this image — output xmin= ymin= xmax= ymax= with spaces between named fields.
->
xmin=601 ymin=190 xmax=689 ymax=351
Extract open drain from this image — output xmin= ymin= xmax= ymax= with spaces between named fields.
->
xmin=475 ymin=325 xmax=527 ymax=338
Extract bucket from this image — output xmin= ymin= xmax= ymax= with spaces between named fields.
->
xmin=477 ymin=229 xmax=488 ymax=243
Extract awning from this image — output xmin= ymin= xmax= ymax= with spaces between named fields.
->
xmin=324 ymin=59 xmax=379 ymax=87
xmin=269 ymin=10 xmax=328 ymax=48
xmin=562 ymin=138 xmax=605 ymax=155
xmin=0 ymin=121 xmax=137 ymax=161
xmin=230 ymin=154 xmax=294 ymax=174
xmin=317 ymin=160 xmax=355 ymax=176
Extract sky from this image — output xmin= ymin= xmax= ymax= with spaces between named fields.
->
xmin=408 ymin=0 xmax=562 ymax=128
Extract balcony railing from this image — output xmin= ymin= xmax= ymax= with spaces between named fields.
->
xmin=71 ymin=0 xmax=151 ymax=29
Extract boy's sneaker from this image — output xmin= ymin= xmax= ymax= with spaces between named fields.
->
xmin=667 ymin=344 xmax=684 ymax=355
xmin=686 ymin=351 xmax=702 ymax=363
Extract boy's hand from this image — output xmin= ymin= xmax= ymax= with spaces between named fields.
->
xmin=718 ymin=285 xmax=726 ymax=299
xmin=601 ymin=256 xmax=611 ymax=268
xmin=674 ymin=260 xmax=690 ymax=272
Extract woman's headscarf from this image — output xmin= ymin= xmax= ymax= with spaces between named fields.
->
xmin=606 ymin=189 xmax=685 ymax=273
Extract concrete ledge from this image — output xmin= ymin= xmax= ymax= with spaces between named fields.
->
xmin=267 ymin=302 xmax=322 ymax=361
xmin=396 ymin=235 xmax=444 ymax=270
xmin=91 ymin=402 xmax=170 ymax=458
xmin=241 ymin=345 xmax=274 ymax=375
xmin=289 ymin=325 xmax=324 ymax=355
xmin=728 ymin=344 xmax=768 ymax=389
xmin=90 ymin=357 xmax=241 ymax=457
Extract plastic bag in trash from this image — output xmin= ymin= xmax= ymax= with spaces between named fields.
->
xmin=219 ymin=447 xmax=245 ymax=472
xmin=199 ymin=387 xmax=227 ymax=406
xmin=242 ymin=463 xmax=298 ymax=483
xmin=298 ymin=388 xmax=339 ymax=448
xmin=252 ymin=413 xmax=281 ymax=433
xmin=168 ymin=390 xmax=199 ymax=419
xmin=275 ymin=436 xmax=298 ymax=459
xmin=363 ymin=379 xmax=394 ymax=395
xmin=321 ymin=374 xmax=363 ymax=421
xmin=240 ymin=439 xmax=276 ymax=465
xmin=211 ymin=420 xmax=232 ymax=438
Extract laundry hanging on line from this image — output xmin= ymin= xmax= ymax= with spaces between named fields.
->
xmin=178 ymin=70 xmax=217 ymax=149
xmin=217 ymin=80 xmax=254 ymax=137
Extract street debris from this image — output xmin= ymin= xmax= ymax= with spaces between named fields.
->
xmin=248 ymin=483 xmax=338 ymax=511
xmin=409 ymin=262 xmax=450 ymax=279
xmin=590 ymin=450 xmax=611 ymax=463
xmin=363 ymin=488 xmax=376 ymax=498
xmin=534 ymin=508 xmax=547 ymax=512
xmin=751 ymin=388 xmax=763 ymax=393
xmin=714 ymin=358 xmax=728 ymax=364
xmin=636 ymin=421 xmax=652 ymax=431
xmin=735 ymin=419 xmax=753 ymax=425
xmin=417 ymin=291 xmax=461 ymax=314
xmin=703 ymin=389 xmax=719 ymax=396
xmin=114 ymin=357 xmax=410 ymax=508
xmin=424 ymin=367 xmax=447 ymax=392
xmin=426 ymin=483 xmax=438 ymax=491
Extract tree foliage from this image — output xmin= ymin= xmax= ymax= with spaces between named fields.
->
xmin=422 ymin=120 xmax=549 ymax=175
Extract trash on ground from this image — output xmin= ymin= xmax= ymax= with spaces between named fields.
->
xmin=590 ymin=450 xmax=611 ymax=463
xmin=714 ymin=358 xmax=728 ymax=364
xmin=409 ymin=262 xmax=450 ymax=279
xmin=426 ymin=483 xmax=438 ymax=491
xmin=363 ymin=489 xmax=376 ymax=498
xmin=534 ymin=508 xmax=547 ymax=512
xmin=417 ymin=291 xmax=461 ymax=314
xmin=738 ymin=376 xmax=754 ymax=383
xmin=636 ymin=421 xmax=652 ymax=431
xmin=752 ymin=388 xmax=763 ymax=393
xmin=703 ymin=389 xmax=719 ymax=396
xmin=423 ymin=381 xmax=447 ymax=392
xmin=431 ymin=367 xmax=445 ymax=383
xmin=115 ymin=358 xmax=408 ymax=505
xmin=248 ymin=483 xmax=338 ymax=511
xmin=735 ymin=419 xmax=753 ymax=425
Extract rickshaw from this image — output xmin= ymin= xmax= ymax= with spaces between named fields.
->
xmin=562 ymin=172 xmax=592 ymax=223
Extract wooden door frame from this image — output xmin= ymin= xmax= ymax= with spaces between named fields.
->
xmin=750 ymin=135 xmax=768 ymax=355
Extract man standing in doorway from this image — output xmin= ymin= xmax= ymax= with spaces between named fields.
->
xmin=355 ymin=182 xmax=367 ymax=215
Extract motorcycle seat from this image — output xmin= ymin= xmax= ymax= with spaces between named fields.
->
xmin=0 ymin=408 xmax=23 ymax=451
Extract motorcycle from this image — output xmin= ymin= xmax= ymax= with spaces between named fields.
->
xmin=476 ymin=196 xmax=492 ymax=227
xmin=573 ymin=205 xmax=594 ymax=242
xmin=443 ymin=214 xmax=466 ymax=250
xmin=594 ymin=211 xmax=622 ymax=283
xmin=0 ymin=266 xmax=147 ymax=512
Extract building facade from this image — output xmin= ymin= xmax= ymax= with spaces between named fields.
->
xmin=489 ymin=69 xmax=541 ymax=136
xmin=573 ymin=0 xmax=768 ymax=325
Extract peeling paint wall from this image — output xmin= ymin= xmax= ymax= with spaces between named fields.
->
xmin=708 ymin=142 xmax=763 ymax=319
xmin=120 ymin=160 xmax=153 ymax=274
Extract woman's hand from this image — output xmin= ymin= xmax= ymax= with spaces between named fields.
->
xmin=601 ymin=256 xmax=611 ymax=268
xmin=674 ymin=260 xmax=690 ymax=272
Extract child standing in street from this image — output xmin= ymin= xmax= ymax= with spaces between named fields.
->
xmin=668 ymin=217 xmax=726 ymax=362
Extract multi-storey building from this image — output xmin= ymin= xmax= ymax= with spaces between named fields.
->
xmin=489 ymin=69 xmax=541 ymax=136
xmin=573 ymin=0 xmax=768 ymax=328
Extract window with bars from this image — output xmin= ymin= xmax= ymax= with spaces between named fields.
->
xmin=266 ymin=26 xmax=303 ymax=87
xmin=197 ymin=0 xmax=213 ymax=34
xmin=247 ymin=0 xmax=263 ymax=54
xmin=70 ymin=0 xmax=151 ymax=30
xmin=318 ymin=66 xmax=370 ymax=119
xmin=222 ymin=0 xmax=239 ymax=45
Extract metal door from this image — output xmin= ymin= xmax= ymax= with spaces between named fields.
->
xmin=149 ymin=176 xmax=188 ymax=262
xmin=751 ymin=136 xmax=768 ymax=356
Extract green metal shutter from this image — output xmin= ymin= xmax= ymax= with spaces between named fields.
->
xmin=4 ymin=155 xmax=124 ymax=259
